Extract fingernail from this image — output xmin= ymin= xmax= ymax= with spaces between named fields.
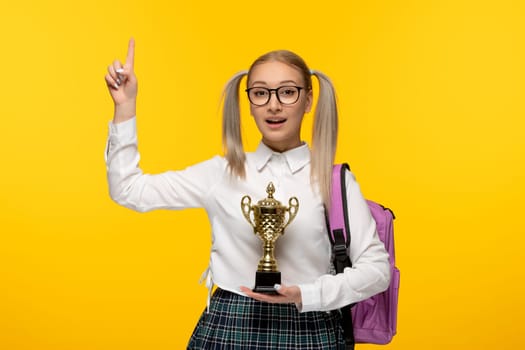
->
xmin=113 ymin=83 xmax=119 ymax=89
xmin=116 ymin=78 xmax=121 ymax=85
xmin=116 ymin=68 xmax=124 ymax=73
xmin=274 ymin=284 xmax=281 ymax=290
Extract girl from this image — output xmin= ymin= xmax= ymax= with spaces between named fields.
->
xmin=104 ymin=39 xmax=390 ymax=349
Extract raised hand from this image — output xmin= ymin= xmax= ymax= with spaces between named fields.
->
xmin=105 ymin=38 xmax=137 ymax=123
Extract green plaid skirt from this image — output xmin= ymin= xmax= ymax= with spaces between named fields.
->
xmin=187 ymin=288 xmax=345 ymax=349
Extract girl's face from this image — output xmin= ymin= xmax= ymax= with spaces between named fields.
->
xmin=247 ymin=61 xmax=312 ymax=153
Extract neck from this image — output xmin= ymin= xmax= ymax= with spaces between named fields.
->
xmin=262 ymin=139 xmax=303 ymax=153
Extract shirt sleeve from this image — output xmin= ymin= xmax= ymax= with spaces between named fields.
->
xmin=104 ymin=117 xmax=224 ymax=212
xmin=297 ymin=170 xmax=391 ymax=312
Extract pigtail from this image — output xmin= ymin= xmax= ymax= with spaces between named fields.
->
xmin=222 ymin=70 xmax=248 ymax=179
xmin=310 ymin=70 xmax=338 ymax=209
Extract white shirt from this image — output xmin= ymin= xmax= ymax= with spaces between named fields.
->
xmin=105 ymin=117 xmax=390 ymax=312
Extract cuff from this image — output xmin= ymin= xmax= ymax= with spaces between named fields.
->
xmin=297 ymin=283 xmax=321 ymax=313
xmin=109 ymin=116 xmax=137 ymax=138
xmin=105 ymin=117 xmax=137 ymax=160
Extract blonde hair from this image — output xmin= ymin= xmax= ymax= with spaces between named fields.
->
xmin=221 ymin=51 xmax=338 ymax=208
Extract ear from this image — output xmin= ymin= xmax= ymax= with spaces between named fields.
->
xmin=304 ymin=88 xmax=313 ymax=113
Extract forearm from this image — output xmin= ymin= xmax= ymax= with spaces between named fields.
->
xmin=105 ymin=117 xmax=145 ymax=210
xmin=298 ymin=247 xmax=390 ymax=312
xmin=113 ymin=99 xmax=136 ymax=124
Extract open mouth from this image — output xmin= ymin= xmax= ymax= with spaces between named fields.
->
xmin=266 ymin=118 xmax=287 ymax=125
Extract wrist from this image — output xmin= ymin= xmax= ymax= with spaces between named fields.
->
xmin=113 ymin=100 xmax=136 ymax=124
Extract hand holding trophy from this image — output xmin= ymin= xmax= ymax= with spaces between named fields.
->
xmin=241 ymin=183 xmax=299 ymax=294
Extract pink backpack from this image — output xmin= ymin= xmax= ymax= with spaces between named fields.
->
xmin=328 ymin=164 xmax=400 ymax=347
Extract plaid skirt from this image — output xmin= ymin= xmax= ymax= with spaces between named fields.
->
xmin=187 ymin=288 xmax=346 ymax=349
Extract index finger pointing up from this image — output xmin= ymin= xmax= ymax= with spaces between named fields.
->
xmin=125 ymin=38 xmax=135 ymax=68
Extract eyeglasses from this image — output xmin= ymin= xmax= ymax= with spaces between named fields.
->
xmin=245 ymin=86 xmax=304 ymax=106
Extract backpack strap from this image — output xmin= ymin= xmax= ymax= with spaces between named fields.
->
xmin=328 ymin=163 xmax=352 ymax=273
xmin=328 ymin=163 xmax=356 ymax=349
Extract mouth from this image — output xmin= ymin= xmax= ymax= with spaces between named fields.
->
xmin=265 ymin=117 xmax=287 ymax=125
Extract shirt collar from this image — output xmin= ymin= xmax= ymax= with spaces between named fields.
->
xmin=254 ymin=142 xmax=310 ymax=174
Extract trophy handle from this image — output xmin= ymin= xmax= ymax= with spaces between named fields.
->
xmin=241 ymin=195 xmax=256 ymax=231
xmin=282 ymin=197 xmax=299 ymax=230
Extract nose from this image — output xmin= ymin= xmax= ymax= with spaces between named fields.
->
xmin=267 ymin=91 xmax=282 ymax=111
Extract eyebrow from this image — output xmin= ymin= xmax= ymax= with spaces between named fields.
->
xmin=250 ymin=80 xmax=298 ymax=86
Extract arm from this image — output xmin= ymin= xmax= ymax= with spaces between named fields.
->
xmin=242 ymin=170 xmax=391 ymax=312
xmin=298 ymin=170 xmax=391 ymax=312
xmin=104 ymin=40 xmax=223 ymax=211
xmin=105 ymin=118 xmax=224 ymax=211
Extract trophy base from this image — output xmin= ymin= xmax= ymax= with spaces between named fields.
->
xmin=254 ymin=271 xmax=281 ymax=295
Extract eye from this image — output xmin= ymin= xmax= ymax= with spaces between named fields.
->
xmin=279 ymin=87 xmax=298 ymax=96
xmin=251 ymin=88 xmax=269 ymax=97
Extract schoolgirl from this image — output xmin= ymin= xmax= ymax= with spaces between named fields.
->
xmin=104 ymin=39 xmax=390 ymax=349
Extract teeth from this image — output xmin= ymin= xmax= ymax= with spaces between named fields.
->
xmin=267 ymin=118 xmax=286 ymax=124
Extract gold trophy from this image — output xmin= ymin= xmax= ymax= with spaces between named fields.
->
xmin=241 ymin=183 xmax=299 ymax=294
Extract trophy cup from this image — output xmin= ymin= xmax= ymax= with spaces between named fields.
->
xmin=241 ymin=183 xmax=299 ymax=294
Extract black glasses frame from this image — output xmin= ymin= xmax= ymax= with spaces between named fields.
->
xmin=245 ymin=86 xmax=304 ymax=106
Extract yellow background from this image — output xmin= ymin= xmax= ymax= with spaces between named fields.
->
xmin=1 ymin=0 xmax=524 ymax=349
